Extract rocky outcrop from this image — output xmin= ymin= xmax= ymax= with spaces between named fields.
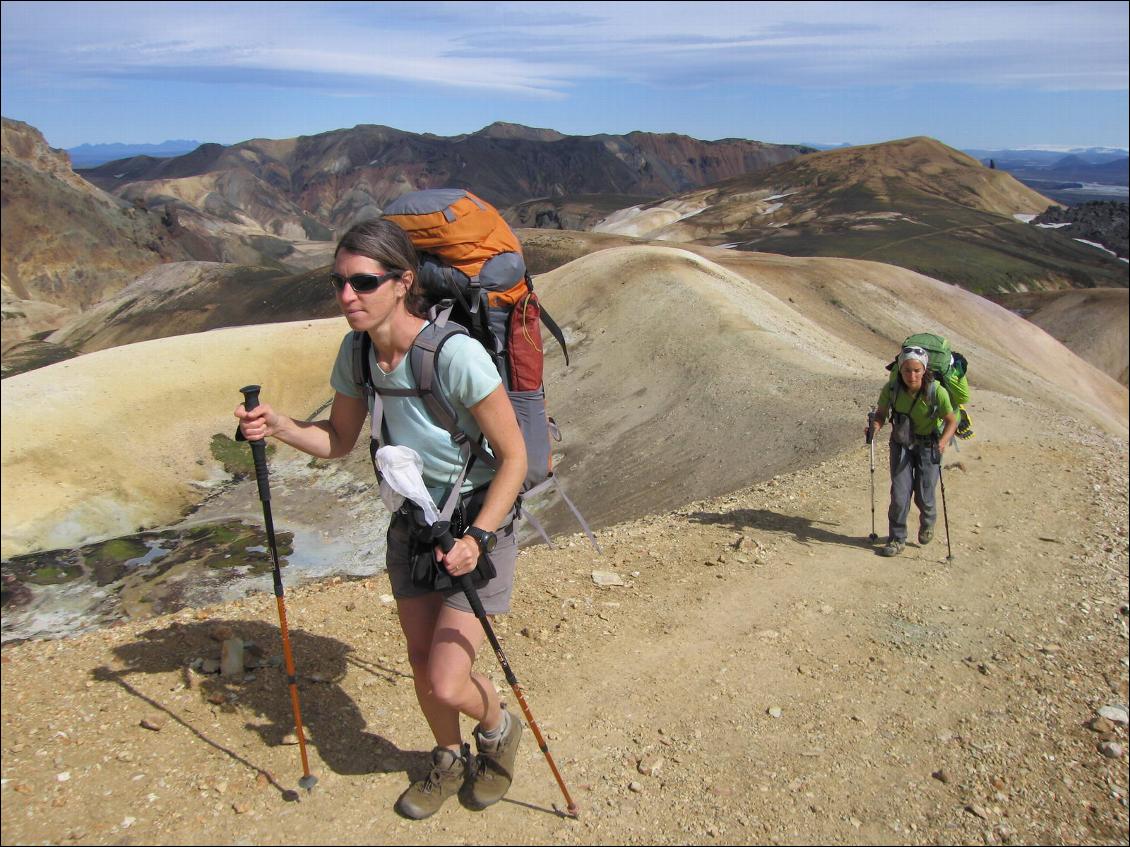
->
xmin=1 ymin=118 xmax=193 ymax=329
xmin=1033 ymin=201 xmax=1129 ymax=259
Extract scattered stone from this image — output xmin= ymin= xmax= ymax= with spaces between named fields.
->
xmin=932 ymin=769 xmax=949 ymax=784
xmin=200 ymin=658 xmax=221 ymax=675
xmin=232 ymin=802 xmax=250 ymax=814
xmin=281 ymin=733 xmax=300 ymax=746
xmin=139 ymin=717 xmax=164 ymax=732
xmin=207 ymin=692 xmax=227 ymax=705
xmin=1099 ymin=741 xmax=1123 ymax=759
xmin=209 ymin=624 xmax=234 ymax=642
xmin=220 ymin=638 xmax=244 ymax=678
xmin=637 ymin=754 xmax=664 ymax=776
xmin=628 ymin=780 xmax=644 ymax=793
xmin=965 ymin=803 xmax=990 ymax=820
xmin=1098 ymin=705 xmax=1128 ymax=726
xmin=767 ymin=707 xmax=783 ymax=719
xmin=1090 ymin=716 xmax=1116 ymax=733
xmin=592 ymin=570 xmax=626 ymax=587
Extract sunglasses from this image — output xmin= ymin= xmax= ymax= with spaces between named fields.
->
xmin=901 ymin=346 xmax=928 ymax=358
xmin=329 ymin=270 xmax=402 ymax=293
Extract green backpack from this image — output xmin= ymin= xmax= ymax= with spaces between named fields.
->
xmin=885 ymin=333 xmax=974 ymax=438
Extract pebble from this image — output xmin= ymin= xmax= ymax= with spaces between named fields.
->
xmin=628 ymin=780 xmax=643 ymax=793
xmin=1099 ymin=741 xmax=1123 ymax=759
xmin=767 ymin=707 xmax=783 ymax=719
xmin=932 ymin=769 xmax=949 ymax=783
xmin=139 ymin=718 xmax=164 ymax=732
xmin=637 ymin=754 xmax=664 ymax=776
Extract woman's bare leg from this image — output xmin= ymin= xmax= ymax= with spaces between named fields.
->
xmin=397 ymin=595 xmax=501 ymax=748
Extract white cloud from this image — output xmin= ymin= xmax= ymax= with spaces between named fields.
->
xmin=2 ymin=0 xmax=1127 ymax=95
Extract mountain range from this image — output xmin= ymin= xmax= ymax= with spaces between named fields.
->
xmin=2 ymin=117 xmax=1127 ymax=385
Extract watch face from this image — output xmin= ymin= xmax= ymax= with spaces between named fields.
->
xmin=469 ymin=528 xmax=496 ymax=553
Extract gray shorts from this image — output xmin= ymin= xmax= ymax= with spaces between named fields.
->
xmin=385 ymin=513 xmax=518 ymax=615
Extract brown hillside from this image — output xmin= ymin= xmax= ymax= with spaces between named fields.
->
xmin=593 ymin=137 xmax=1128 ymax=293
xmin=991 ymin=287 xmax=1130 ymax=385
xmin=46 ymin=262 xmax=339 ymax=354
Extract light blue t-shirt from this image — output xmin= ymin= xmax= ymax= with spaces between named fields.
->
xmin=330 ymin=329 xmax=501 ymax=503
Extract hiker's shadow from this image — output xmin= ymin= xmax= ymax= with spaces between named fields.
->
xmin=690 ymin=508 xmax=873 ymax=549
xmin=94 ymin=619 xmax=433 ymax=787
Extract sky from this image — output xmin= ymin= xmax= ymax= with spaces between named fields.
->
xmin=1 ymin=1 xmax=1127 ymax=152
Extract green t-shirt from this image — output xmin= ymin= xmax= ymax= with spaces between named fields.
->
xmin=330 ymin=330 xmax=501 ymax=502
xmin=878 ymin=379 xmax=953 ymax=436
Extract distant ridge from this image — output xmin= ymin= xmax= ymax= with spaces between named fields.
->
xmin=66 ymin=139 xmax=204 ymax=168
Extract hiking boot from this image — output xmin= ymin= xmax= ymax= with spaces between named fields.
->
xmin=395 ymin=746 xmax=466 ymax=820
xmin=880 ymin=538 xmax=905 ymax=557
xmin=464 ymin=709 xmax=523 ymax=810
xmin=918 ymin=524 xmax=934 ymax=545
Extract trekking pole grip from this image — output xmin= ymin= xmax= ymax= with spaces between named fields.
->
xmin=866 ymin=408 xmax=876 ymax=445
xmin=239 ymin=385 xmax=272 ymax=502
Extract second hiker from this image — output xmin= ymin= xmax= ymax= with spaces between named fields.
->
xmin=867 ymin=344 xmax=958 ymax=557
xmin=235 ymin=218 xmax=526 ymax=818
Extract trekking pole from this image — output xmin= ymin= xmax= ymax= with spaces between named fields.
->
xmin=866 ymin=408 xmax=878 ymax=542
xmin=430 ymin=524 xmax=580 ymax=819
xmin=933 ymin=443 xmax=954 ymax=562
xmin=239 ymin=385 xmax=317 ymax=792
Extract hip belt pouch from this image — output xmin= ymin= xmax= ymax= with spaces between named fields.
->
xmin=890 ymin=413 xmax=915 ymax=447
xmin=404 ymin=487 xmax=497 ymax=592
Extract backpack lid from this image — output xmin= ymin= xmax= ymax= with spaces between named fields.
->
xmin=901 ymin=333 xmax=952 ymax=375
xmin=384 ymin=189 xmax=525 ymax=284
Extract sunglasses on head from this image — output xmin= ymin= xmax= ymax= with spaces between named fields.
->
xmin=901 ymin=346 xmax=928 ymax=358
xmin=329 ymin=270 xmax=402 ymax=293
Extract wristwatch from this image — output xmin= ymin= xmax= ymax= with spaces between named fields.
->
xmin=463 ymin=526 xmax=497 ymax=554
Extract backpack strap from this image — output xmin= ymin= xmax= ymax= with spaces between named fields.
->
xmin=351 ymin=331 xmax=392 ymax=477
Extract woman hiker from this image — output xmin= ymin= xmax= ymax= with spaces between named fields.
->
xmin=867 ymin=345 xmax=958 ymax=557
xmin=235 ymin=218 xmax=526 ymax=819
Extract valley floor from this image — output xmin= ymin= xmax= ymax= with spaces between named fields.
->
xmin=1 ymin=393 xmax=1127 ymax=846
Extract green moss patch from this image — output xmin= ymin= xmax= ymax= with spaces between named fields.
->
xmin=209 ymin=433 xmax=275 ymax=479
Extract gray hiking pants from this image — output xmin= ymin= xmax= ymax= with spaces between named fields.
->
xmin=887 ymin=437 xmax=939 ymax=542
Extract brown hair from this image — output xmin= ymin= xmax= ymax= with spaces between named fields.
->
xmin=335 ymin=218 xmax=429 ymax=318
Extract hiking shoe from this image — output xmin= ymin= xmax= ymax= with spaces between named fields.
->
xmin=464 ymin=709 xmax=523 ymax=810
xmin=880 ymin=538 xmax=906 ymax=557
xmin=395 ymin=746 xmax=466 ymax=820
xmin=918 ymin=524 xmax=934 ymax=545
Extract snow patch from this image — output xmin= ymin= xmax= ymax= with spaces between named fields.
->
xmin=1035 ymin=222 xmax=1072 ymax=229
xmin=1013 ymin=214 xmax=1036 ymax=223
xmin=759 ymin=203 xmax=783 ymax=215
xmin=1073 ymin=238 xmax=1121 ymax=258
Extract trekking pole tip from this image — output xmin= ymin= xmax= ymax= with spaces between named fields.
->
xmin=868 ymin=533 xmax=878 ymax=542
xmin=298 ymin=774 xmax=318 ymax=792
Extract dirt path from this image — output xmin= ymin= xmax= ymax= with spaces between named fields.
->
xmin=2 ymin=393 xmax=1127 ymax=846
